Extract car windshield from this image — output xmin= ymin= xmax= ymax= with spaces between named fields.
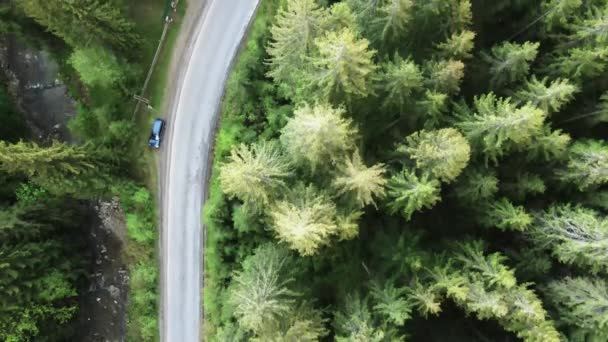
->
xmin=152 ymin=120 xmax=162 ymax=134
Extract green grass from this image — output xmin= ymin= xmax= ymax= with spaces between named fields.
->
xmin=122 ymin=0 xmax=188 ymax=340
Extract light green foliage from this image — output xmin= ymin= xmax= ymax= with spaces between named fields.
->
xmin=529 ymin=204 xmax=608 ymax=273
xmin=335 ymin=209 xmax=362 ymax=240
xmin=546 ymin=277 xmax=608 ymax=340
xmin=455 ymin=93 xmax=546 ymax=163
xmin=17 ymin=0 xmax=139 ymax=50
xmin=455 ymin=241 xmax=517 ymax=289
xmin=453 ymin=166 xmax=499 ymax=204
xmin=332 ymin=152 xmax=387 ymax=208
xmin=416 ymin=90 xmax=448 ymax=128
xmin=558 ymin=140 xmax=608 ymax=190
xmin=269 ymin=186 xmax=339 ymax=256
xmin=482 ymin=41 xmax=539 ymax=87
xmin=501 ymin=172 xmax=546 ymax=201
xmin=325 ymin=2 xmax=357 ymax=32
xmin=436 ymin=30 xmax=476 ymax=60
xmin=370 ymin=281 xmax=411 ymax=326
xmin=230 ymin=245 xmax=298 ymax=333
xmin=267 ymin=0 xmax=326 ymax=82
xmin=407 ymin=282 xmax=443 ymax=317
xmin=280 ymin=103 xmax=356 ymax=169
xmin=481 ymin=198 xmax=533 ymax=232
xmin=548 ymin=46 xmax=608 ymax=80
xmin=252 ymin=303 xmax=328 ymax=341
xmin=425 ymin=59 xmax=465 ymax=95
xmin=573 ymin=4 xmax=608 ymax=44
xmin=514 ymin=76 xmax=578 ymax=113
xmin=371 ymin=0 xmax=414 ymax=44
xmin=525 ymin=125 xmax=571 ymax=161
xmin=220 ymin=142 xmax=290 ymax=207
xmin=334 ymin=294 xmax=388 ymax=342
xmin=0 ymin=141 xmax=109 ymax=196
xmin=69 ymin=47 xmax=125 ymax=88
xmin=386 ymin=170 xmax=441 ymax=220
xmin=542 ymin=0 xmax=582 ymax=30
xmin=399 ymin=128 xmax=471 ymax=183
xmin=381 ymin=55 xmax=424 ymax=110
xmin=312 ymin=28 xmax=377 ymax=100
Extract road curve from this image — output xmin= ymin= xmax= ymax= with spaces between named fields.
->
xmin=160 ymin=1 xmax=259 ymax=341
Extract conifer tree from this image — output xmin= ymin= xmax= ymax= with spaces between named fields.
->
xmin=425 ymin=59 xmax=465 ymax=95
xmin=514 ymin=76 xmax=578 ymax=114
xmin=546 ymin=276 xmax=608 ymax=340
xmin=334 ymin=294 xmax=392 ymax=342
xmin=380 ymin=55 xmax=424 ymax=110
xmin=370 ymin=0 xmax=414 ymax=45
xmin=219 ymin=142 xmax=291 ymax=207
xmin=501 ymin=172 xmax=546 ymax=201
xmin=18 ymin=0 xmax=140 ymax=50
xmin=547 ymin=46 xmax=608 ymax=80
xmin=280 ymin=103 xmax=356 ymax=170
xmin=416 ymin=90 xmax=449 ymax=129
xmin=452 ymin=166 xmax=499 ymax=204
xmin=482 ymin=41 xmax=539 ymax=87
xmin=267 ymin=0 xmax=326 ymax=83
xmin=398 ymin=128 xmax=471 ymax=183
xmin=542 ymin=0 xmax=582 ymax=31
xmin=332 ymin=151 xmax=387 ymax=208
xmin=325 ymin=2 xmax=357 ymax=33
xmin=386 ymin=170 xmax=441 ymax=220
xmin=269 ymin=185 xmax=339 ymax=256
xmin=480 ymin=198 xmax=533 ymax=232
xmin=230 ymin=244 xmax=298 ymax=333
xmin=436 ymin=30 xmax=476 ymax=60
xmin=525 ymin=125 xmax=571 ymax=162
xmin=557 ymin=140 xmax=608 ymax=190
xmin=369 ymin=281 xmax=411 ymax=326
xmin=455 ymin=93 xmax=546 ymax=163
xmin=528 ymin=204 xmax=608 ymax=273
xmin=0 ymin=141 xmax=108 ymax=196
xmin=312 ymin=28 xmax=377 ymax=100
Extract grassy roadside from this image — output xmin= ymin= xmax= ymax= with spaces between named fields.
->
xmin=123 ymin=0 xmax=187 ymax=340
xmin=202 ymin=0 xmax=283 ymax=338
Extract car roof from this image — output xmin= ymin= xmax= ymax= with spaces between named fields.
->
xmin=152 ymin=119 xmax=164 ymax=133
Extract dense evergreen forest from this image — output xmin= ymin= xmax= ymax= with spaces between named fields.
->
xmin=0 ymin=1 xmax=160 ymax=340
xmin=205 ymin=0 xmax=608 ymax=341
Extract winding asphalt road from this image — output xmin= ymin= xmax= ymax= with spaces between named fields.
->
xmin=160 ymin=1 xmax=259 ymax=341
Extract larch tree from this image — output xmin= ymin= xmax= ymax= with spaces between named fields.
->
xmin=280 ymin=103 xmax=356 ymax=170
xmin=528 ymin=204 xmax=608 ymax=273
xmin=312 ymin=28 xmax=377 ymax=101
xmin=219 ymin=142 xmax=291 ymax=207
xmin=229 ymin=244 xmax=298 ymax=333
xmin=332 ymin=151 xmax=387 ymax=208
xmin=514 ymin=76 xmax=578 ymax=114
xmin=386 ymin=170 xmax=441 ymax=220
xmin=455 ymin=93 xmax=546 ymax=163
xmin=557 ymin=139 xmax=608 ymax=190
xmin=267 ymin=0 xmax=326 ymax=83
xmin=398 ymin=128 xmax=471 ymax=183
xmin=482 ymin=41 xmax=539 ymax=87
xmin=380 ymin=55 xmax=424 ymax=110
xmin=545 ymin=277 xmax=608 ymax=340
xmin=436 ymin=30 xmax=476 ymax=60
xmin=269 ymin=185 xmax=339 ymax=256
xmin=425 ymin=59 xmax=465 ymax=95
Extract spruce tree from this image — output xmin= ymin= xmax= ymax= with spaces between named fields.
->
xmin=455 ymin=93 xmax=546 ymax=163
xmin=482 ymin=41 xmax=539 ymax=87
xmin=514 ymin=76 xmax=578 ymax=114
xmin=557 ymin=139 xmax=608 ymax=190
xmin=528 ymin=204 xmax=608 ymax=273
xmin=380 ymin=55 xmax=424 ymax=110
xmin=480 ymin=198 xmax=533 ymax=232
xmin=386 ymin=170 xmax=441 ymax=220
xmin=436 ymin=30 xmax=476 ymax=60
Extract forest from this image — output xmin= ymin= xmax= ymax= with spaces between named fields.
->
xmin=0 ymin=0 xmax=162 ymax=340
xmin=205 ymin=0 xmax=608 ymax=341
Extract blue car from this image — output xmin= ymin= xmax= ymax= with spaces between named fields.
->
xmin=148 ymin=118 xmax=166 ymax=149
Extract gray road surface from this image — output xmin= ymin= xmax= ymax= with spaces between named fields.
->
xmin=160 ymin=1 xmax=259 ymax=341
